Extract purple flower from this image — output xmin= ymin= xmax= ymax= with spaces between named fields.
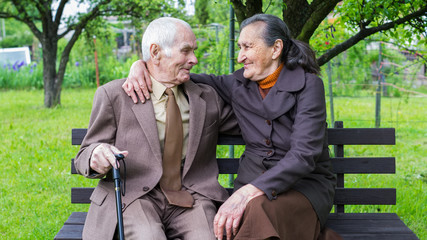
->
xmin=75 ymin=61 xmax=80 ymax=67
xmin=18 ymin=61 xmax=25 ymax=68
xmin=12 ymin=61 xmax=18 ymax=71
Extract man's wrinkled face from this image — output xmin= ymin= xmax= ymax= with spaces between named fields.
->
xmin=158 ymin=25 xmax=198 ymax=85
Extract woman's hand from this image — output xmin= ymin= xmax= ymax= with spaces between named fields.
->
xmin=122 ymin=60 xmax=152 ymax=103
xmin=214 ymin=184 xmax=264 ymax=240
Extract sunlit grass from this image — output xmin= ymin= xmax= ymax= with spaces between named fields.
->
xmin=0 ymin=90 xmax=425 ymax=239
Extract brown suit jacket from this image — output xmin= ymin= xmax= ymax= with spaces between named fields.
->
xmin=75 ymin=78 xmax=237 ymax=239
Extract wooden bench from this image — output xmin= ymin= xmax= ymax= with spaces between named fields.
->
xmin=55 ymin=121 xmax=419 ymax=240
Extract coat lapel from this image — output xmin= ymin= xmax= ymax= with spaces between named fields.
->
xmin=131 ymin=101 xmax=162 ymax=163
xmin=233 ymin=70 xmax=266 ymax=117
xmin=262 ymin=66 xmax=306 ymax=120
xmin=182 ymin=81 xmax=206 ymax=176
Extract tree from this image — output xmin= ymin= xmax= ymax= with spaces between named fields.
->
xmin=229 ymin=0 xmax=427 ymax=66
xmin=195 ymin=0 xmax=209 ymax=25
xmin=0 ymin=0 xmax=183 ymax=108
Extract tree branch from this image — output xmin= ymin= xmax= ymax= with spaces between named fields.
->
xmin=33 ymin=0 xmax=48 ymax=17
xmin=317 ymin=4 xmax=427 ymax=66
xmin=54 ymin=0 xmax=68 ymax=25
xmin=297 ymin=0 xmax=341 ymax=42
xmin=9 ymin=0 xmax=43 ymax=39
xmin=0 ymin=12 xmax=18 ymax=19
xmin=230 ymin=0 xmax=248 ymax=24
xmin=57 ymin=1 xmax=110 ymax=87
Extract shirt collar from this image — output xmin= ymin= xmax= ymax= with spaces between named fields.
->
xmin=151 ymin=75 xmax=179 ymax=99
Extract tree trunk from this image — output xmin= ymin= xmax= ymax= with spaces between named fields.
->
xmin=283 ymin=0 xmax=341 ymax=41
xmin=42 ymin=39 xmax=61 ymax=108
xmin=230 ymin=0 xmax=263 ymax=24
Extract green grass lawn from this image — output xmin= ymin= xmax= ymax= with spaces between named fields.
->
xmin=0 ymin=89 xmax=426 ymax=239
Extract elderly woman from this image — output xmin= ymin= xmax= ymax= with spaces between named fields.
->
xmin=123 ymin=14 xmax=338 ymax=240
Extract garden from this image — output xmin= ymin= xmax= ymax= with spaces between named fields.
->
xmin=1 ymin=0 xmax=426 ymax=239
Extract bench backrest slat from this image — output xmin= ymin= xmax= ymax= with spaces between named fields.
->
xmin=71 ymin=188 xmax=94 ymax=204
xmin=72 ymin=128 xmax=396 ymax=146
xmin=72 ymin=128 xmax=87 ymax=145
xmin=334 ymin=188 xmax=396 ymax=205
xmin=328 ymin=128 xmax=395 ymax=145
xmin=331 ymin=157 xmax=395 ymax=174
xmin=72 ymin=157 xmax=396 ymax=175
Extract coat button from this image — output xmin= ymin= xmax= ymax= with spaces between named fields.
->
xmin=271 ymin=190 xmax=278 ymax=198
xmin=121 ymin=203 xmax=126 ymax=209
xmin=266 ymin=150 xmax=273 ymax=156
xmin=143 ymin=186 xmax=150 ymax=191
xmin=265 ymin=139 xmax=271 ymax=145
xmin=265 ymin=120 xmax=271 ymax=125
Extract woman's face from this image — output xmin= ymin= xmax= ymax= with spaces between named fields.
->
xmin=237 ymin=22 xmax=281 ymax=81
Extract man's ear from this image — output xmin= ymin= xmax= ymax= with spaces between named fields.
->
xmin=150 ymin=44 xmax=161 ymax=63
xmin=272 ymin=39 xmax=283 ymax=60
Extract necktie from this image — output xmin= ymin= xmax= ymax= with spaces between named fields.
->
xmin=160 ymin=88 xmax=194 ymax=208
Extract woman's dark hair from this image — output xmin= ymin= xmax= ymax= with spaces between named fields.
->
xmin=240 ymin=14 xmax=320 ymax=75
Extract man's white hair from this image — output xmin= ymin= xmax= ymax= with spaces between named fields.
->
xmin=141 ymin=17 xmax=192 ymax=61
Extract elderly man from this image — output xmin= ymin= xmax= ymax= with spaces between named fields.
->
xmin=74 ymin=17 xmax=237 ymax=240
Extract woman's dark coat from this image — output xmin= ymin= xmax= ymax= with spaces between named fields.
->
xmin=191 ymin=66 xmax=336 ymax=227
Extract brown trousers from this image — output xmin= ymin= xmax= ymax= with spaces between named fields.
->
xmin=234 ymin=190 xmax=342 ymax=240
xmin=120 ymin=186 xmax=217 ymax=240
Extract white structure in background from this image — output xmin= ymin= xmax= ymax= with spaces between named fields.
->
xmin=0 ymin=47 xmax=31 ymax=66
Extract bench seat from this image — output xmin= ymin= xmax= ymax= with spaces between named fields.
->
xmin=55 ymin=212 xmax=419 ymax=240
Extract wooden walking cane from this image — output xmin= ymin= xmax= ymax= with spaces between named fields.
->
xmin=113 ymin=154 xmax=125 ymax=240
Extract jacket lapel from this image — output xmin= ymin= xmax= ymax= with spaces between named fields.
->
xmin=182 ymin=81 xmax=206 ymax=176
xmin=262 ymin=66 xmax=306 ymax=120
xmin=131 ymin=101 xmax=162 ymax=163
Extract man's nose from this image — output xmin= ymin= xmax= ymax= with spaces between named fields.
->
xmin=189 ymin=52 xmax=198 ymax=65
xmin=237 ymin=50 xmax=245 ymax=63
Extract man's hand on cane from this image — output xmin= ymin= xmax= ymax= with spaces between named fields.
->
xmin=90 ymin=143 xmax=128 ymax=174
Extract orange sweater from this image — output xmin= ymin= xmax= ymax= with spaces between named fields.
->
xmin=258 ymin=63 xmax=284 ymax=98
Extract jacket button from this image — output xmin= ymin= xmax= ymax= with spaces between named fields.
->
xmin=143 ymin=186 xmax=150 ymax=191
xmin=266 ymin=150 xmax=273 ymax=156
xmin=265 ymin=139 xmax=271 ymax=145
xmin=121 ymin=203 xmax=126 ymax=209
xmin=265 ymin=120 xmax=271 ymax=125
xmin=271 ymin=190 xmax=278 ymax=198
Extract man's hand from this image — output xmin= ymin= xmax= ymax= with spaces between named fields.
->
xmin=122 ymin=60 xmax=152 ymax=104
xmin=214 ymin=184 xmax=264 ymax=240
xmin=90 ymin=144 xmax=128 ymax=175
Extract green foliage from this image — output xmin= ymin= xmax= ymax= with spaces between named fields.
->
xmin=0 ymin=19 xmax=33 ymax=48
xmin=0 ymin=62 xmax=42 ymax=89
xmin=195 ymin=0 xmax=210 ymax=25
xmin=262 ymin=0 xmax=284 ymax=17
xmin=320 ymin=37 xmax=426 ymax=98
xmin=335 ymin=0 xmax=427 ymax=48
xmin=190 ymin=0 xmax=230 ymax=26
xmin=62 ymin=25 xmax=140 ymax=87
xmin=192 ymin=25 xmax=242 ymax=75
xmin=0 ymin=32 xmax=139 ymax=89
